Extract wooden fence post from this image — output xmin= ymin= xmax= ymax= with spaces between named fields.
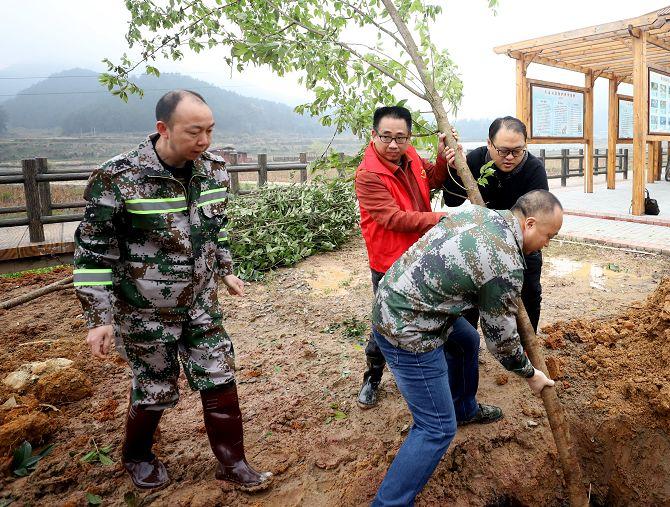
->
xmin=229 ymin=153 xmax=240 ymax=194
xmin=36 ymin=157 xmax=52 ymax=217
xmin=299 ymin=152 xmax=308 ymax=183
xmin=22 ymin=158 xmax=45 ymax=243
xmin=539 ymin=149 xmax=545 ymax=167
xmin=258 ymin=153 xmax=268 ymax=186
xmin=560 ymin=149 xmax=569 ymax=187
xmin=337 ymin=152 xmax=345 ymax=178
xmin=624 ymin=149 xmax=629 ymax=179
xmin=577 ymin=148 xmax=584 ymax=176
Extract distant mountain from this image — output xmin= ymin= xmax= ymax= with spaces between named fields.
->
xmin=2 ymin=68 xmax=330 ymax=136
xmin=0 ymin=63 xmax=65 ymax=104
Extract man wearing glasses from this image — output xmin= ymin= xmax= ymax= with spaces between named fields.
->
xmin=443 ymin=116 xmax=549 ymax=334
xmin=354 ymin=106 xmax=485 ymax=417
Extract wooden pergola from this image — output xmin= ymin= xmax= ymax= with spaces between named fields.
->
xmin=494 ymin=7 xmax=670 ymax=215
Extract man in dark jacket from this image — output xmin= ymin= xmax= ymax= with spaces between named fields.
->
xmin=442 ymin=116 xmax=548 ymax=332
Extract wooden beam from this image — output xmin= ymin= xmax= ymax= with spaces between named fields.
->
xmin=526 ymin=78 xmax=586 ymax=94
xmin=493 ymin=10 xmax=664 ymax=54
xmin=632 ymin=30 xmax=647 ymax=215
xmin=524 ymin=53 xmax=620 ymax=82
xmin=516 ymin=56 xmax=527 ymax=128
xmin=584 ymin=71 xmax=595 ymax=193
xmin=656 ymin=141 xmax=663 ymax=180
xmin=647 ymin=33 xmax=670 ymax=51
xmin=607 ymin=78 xmax=619 ymax=189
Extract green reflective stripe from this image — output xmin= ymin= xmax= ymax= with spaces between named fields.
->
xmin=126 ymin=197 xmax=185 ymax=203
xmin=74 ymin=269 xmax=113 ymax=286
xmin=197 ymin=188 xmax=228 ymax=207
xmin=200 ymin=188 xmax=227 ymax=196
xmin=128 ymin=207 xmax=188 ymax=214
xmin=126 ymin=197 xmax=188 ymax=214
xmin=73 ymin=281 xmax=113 ymax=287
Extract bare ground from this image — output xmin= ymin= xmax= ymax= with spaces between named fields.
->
xmin=0 ymin=235 xmax=668 ymax=506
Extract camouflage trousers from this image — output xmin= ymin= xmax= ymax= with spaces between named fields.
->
xmin=114 ymin=304 xmax=235 ymax=409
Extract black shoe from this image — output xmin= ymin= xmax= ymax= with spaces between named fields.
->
xmin=458 ymin=403 xmax=503 ymax=426
xmin=357 ymin=377 xmax=381 ymax=409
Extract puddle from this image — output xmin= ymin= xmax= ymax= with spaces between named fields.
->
xmin=306 ymin=268 xmax=352 ymax=294
xmin=545 ymin=257 xmax=624 ymax=291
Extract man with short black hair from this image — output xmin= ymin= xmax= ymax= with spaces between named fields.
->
xmin=355 ymin=106 xmax=488 ymax=417
xmin=74 ymin=89 xmax=272 ymax=491
xmin=371 ymin=189 xmax=561 ymax=506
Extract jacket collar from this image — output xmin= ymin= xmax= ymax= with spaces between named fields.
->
xmin=138 ymin=133 xmax=208 ymax=180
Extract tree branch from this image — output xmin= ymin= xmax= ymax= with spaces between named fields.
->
xmin=263 ymin=0 xmax=428 ymax=100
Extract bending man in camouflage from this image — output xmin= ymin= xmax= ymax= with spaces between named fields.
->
xmin=370 ymin=190 xmax=560 ymax=506
xmin=74 ymin=90 xmax=272 ymax=491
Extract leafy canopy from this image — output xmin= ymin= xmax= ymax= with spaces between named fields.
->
xmin=101 ymin=0 xmax=482 ymax=142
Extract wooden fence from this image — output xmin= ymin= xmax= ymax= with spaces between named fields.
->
xmin=0 ymin=153 xmax=315 ymax=243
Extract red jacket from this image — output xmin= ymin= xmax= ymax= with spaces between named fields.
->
xmin=356 ymin=142 xmax=446 ymax=273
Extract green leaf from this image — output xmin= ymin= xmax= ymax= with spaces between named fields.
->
xmin=98 ymin=454 xmax=115 ymax=466
xmin=86 ymin=493 xmax=103 ymax=505
xmin=333 ymin=410 xmax=347 ymax=420
xmin=80 ymin=451 xmax=97 ymax=463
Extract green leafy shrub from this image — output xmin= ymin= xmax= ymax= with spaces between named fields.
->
xmin=226 ymin=180 xmax=357 ymax=280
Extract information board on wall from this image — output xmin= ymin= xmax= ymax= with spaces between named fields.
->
xmin=531 ymin=84 xmax=584 ymax=139
xmin=649 ymin=68 xmax=670 ymax=135
xmin=618 ymin=97 xmax=633 ymax=140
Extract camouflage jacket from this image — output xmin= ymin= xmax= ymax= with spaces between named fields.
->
xmin=74 ymin=134 xmax=232 ymax=329
xmin=372 ymin=205 xmax=535 ymax=378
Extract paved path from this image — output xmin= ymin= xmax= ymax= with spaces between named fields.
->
xmin=549 ymin=175 xmax=670 ymax=254
xmin=437 ymin=174 xmax=670 ymax=255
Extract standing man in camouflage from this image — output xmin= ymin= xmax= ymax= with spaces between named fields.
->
xmin=74 ymin=90 xmax=272 ymax=491
xmin=370 ymin=190 xmax=560 ymax=506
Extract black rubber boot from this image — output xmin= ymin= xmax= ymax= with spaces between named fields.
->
xmin=122 ymin=403 xmax=169 ymax=490
xmin=201 ymin=383 xmax=273 ymax=492
xmin=357 ymin=360 xmax=385 ymax=409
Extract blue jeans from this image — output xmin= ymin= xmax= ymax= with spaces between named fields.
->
xmin=444 ymin=317 xmax=480 ymax=422
xmin=371 ymin=318 xmax=480 ymax=507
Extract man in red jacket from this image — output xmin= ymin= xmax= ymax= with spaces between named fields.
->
xmin=355 ymin=107 xmax=498 ymax=425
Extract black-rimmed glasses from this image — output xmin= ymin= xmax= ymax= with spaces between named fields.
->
xmin=490 ymin=140 xmax=526 ymax=158
xmin=376 ymin=133 xmax=410 ymax=145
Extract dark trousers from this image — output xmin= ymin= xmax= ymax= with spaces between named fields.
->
xmin=462 ymin=250 xmax=543 ymax=333
xmin=363 ymin=269 xmax=386 ymax=375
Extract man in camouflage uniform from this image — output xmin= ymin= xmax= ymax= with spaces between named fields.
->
xmin=74 ymin=90 xmax=272 ymax=491
xmin=370 ymin=190 xmax=560 ymax=506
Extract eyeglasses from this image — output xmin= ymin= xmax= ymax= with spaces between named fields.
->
xmin=490 ymin=140 xmax=526 ymax=158
xmin=376 ymin=133 xmax=410 ymax=145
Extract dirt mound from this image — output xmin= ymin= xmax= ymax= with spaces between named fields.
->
xmin=544 ymin=277 xmax=670 ymax=505
xmin=31 ymin=368 xmax=93 ymax=405
xmin=0 ymin=240 xmax=669 ymax=506
xmin=0 ymin=412 xmax=60 ymax=456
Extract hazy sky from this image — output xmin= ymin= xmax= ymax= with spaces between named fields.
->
xmin=1 ymin=1 xmax=668 ymax=120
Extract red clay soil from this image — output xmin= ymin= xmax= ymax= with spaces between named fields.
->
xmin=0 ymin=237 xmax=668 ymax=506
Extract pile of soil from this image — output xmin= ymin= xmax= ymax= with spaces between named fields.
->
xmin=542 ymin=277 xmax=670 ymax=505
xmin=0 ymin=238 xmax=667 ymax=506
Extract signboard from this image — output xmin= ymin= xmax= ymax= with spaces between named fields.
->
xmin=648 ymin=68 xmax=670 ymax=135
xmin=530 ymin=83 xmax=584 ymax=139
xmin=618 ymin=95 xmax=633 ymax=140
